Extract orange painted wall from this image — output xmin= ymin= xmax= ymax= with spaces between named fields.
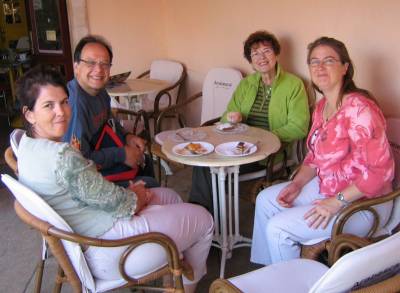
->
xmin=87 ymin=0 xmax=400 ymax=124
xmin=86 ymin=0 xmax=167 ymax=77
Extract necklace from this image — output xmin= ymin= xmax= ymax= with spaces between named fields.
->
xmin=323 ymin=102 xmax=337 ymax=122
xmin=259 ymin=82 xmax=272 ymax=111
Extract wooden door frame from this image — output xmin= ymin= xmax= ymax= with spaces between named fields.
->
xmin=27 ymin=0 xmax=73 ymax=80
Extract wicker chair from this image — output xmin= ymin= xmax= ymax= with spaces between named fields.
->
xmin=4 ymin=146 xmax=17 ymax=174
xmin=209 ymin=232 xmax=400 ymax=293
xmin=112 ymin=59 xmax=186 ymax=136
xmin=1 ymin=174 xmax=192 ymax=293
xmin=246 ymin=116 xmax=395 ymax=263
xmin=3 ymin=129 xmax=192 ymax=292
xmin=297 ymin=117 xmax=400 ymax=262
xmin=110 ymin=108 xmax=153 ymax=158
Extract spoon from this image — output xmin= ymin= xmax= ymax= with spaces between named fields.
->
xmin=176 ymin=132 xmax=188 ymax=141
xmin=244 ymin=141 xmax=259 ymax=154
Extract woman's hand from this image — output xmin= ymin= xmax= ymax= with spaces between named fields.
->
xmin=304 ymin=197 xmax=343 ymax=229
xmin=227 ymin=112 xmax=242 ymax=124
xmin=128 ymin=181 xmax=153 ymax=212
xmin=277 ymin=181 xmax=302 ymax=208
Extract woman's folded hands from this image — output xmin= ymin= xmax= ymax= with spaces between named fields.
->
xmin=128 ymin=180 xmax=153 ymax=212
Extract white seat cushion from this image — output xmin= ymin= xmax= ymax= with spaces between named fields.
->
xmin=228 ymin=259 xmax=328 ymax=293
xmin=310 ymin=232 xmax=400 ymax=293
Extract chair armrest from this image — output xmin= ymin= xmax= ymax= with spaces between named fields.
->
xmin=246 ymin=142 xmax=289 ymax=204
xmin=153 ymin=68 xmax=187 ymax=114
xmin=4 ymin=146 xmax=17 ymax=174
xmin=328 ymin=234 xmax=372 ymax=266
xmin=136 ymin=70 xmax=150 ymax=79
xmin=201 ymin=117 xmax=220 ymax=126
xmin=112 ymin=109 xmax=152 ymax=153
xmin=209 ymin=278 xmax=243 ymax=293
xmin=155 ymin=92 xmax=202 ymax=134
xmin=331 ymin=188 xmax=400 ymax=240
xmin=14 ymin=201 xmax=190 ymax=284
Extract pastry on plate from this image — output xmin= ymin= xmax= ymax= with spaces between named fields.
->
xmin=236 ymin=141 xmax=246 ymax=154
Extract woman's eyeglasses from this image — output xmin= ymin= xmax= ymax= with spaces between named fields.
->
xmin=250 ymin=48 xmax=274 ymax=60
xmin=79 ymin=59 xmax=112 ymax=70
xmin=308 ymin=57 xmax=340 ymax=68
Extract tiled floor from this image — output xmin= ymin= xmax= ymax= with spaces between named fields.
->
xmin=0 ymin=117 xmax=261 ymax=292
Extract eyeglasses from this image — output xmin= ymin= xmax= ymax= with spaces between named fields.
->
xmin=250 ymin=48 xmax=275 ymax=60
xmin=308 ymin=57 xmax=341 ymax=68
xmin=79 ymin=59 xmax=112 ymax=70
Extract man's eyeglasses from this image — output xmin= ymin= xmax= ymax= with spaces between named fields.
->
xmin=79 ymin=59 xmax=112 ymax=70
xmin=308 ymin=57 xmax=341 ymax=68
xmin=250 ymin=48 xmax=274 ymax=60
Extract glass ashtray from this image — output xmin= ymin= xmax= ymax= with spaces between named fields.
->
xmin=169 ymin=128 xmax=207 ymax=142
xmin=213 ymin=122 xmax=249 ymax=134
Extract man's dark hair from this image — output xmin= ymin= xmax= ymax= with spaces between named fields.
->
xmin=73 ymin=35 xmax=113 ymax=63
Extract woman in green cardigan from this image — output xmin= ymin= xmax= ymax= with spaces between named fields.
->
xmin=189 ymin=30 xmax=310 ymax=212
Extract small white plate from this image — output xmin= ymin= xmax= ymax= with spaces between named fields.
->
xmin=214 ymin=123 xmax=249 ymax=134
xmin=215 ymin=141 xmax=257 ymax=157
xmin=172 ymin=141 xmax=214 ymax=156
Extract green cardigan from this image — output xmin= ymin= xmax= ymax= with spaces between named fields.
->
xmin=221 ymin=65 xmax=310 ymax=143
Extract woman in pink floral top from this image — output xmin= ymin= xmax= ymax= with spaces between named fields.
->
xmin=251 ymin=37 xmax=394 ymax=266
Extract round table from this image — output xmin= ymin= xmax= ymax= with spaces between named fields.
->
xmin=107 ymin=78 xmax=171 ymax=112
xmin=107 ymin=78 xmax=170 ymax=97
xmin=162 ymin=125 xmax=280 ymax=277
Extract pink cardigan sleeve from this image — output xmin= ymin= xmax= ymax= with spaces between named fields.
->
xmin=342 ymin=99 xmax=394 ymax=197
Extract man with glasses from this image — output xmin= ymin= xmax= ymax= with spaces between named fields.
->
xmin=63 ymin=35 xmax=158 ymax=187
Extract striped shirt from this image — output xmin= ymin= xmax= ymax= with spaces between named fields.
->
xmin=246 ymin=81 xmax=271 ymax=130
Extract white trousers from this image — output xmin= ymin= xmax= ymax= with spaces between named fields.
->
xmin=251 ymin=177 xmax=393 ymax=265
xmin=85 ymin=187 xmax=214 ymax=284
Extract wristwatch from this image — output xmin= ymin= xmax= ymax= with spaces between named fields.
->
xmin=336 ymin=192 xmax=350 ymax=206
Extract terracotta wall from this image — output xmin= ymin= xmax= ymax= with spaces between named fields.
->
xmin=86 ymin=0 xmax=400 ymax=124
xmin=86 ymin=0 xmax=167 ymax=77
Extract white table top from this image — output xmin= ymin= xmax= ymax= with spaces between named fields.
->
xmin=107 ymin=78 xmax=170 ymax=97
xmin=162 ymin=125 xmax=281 ymax=167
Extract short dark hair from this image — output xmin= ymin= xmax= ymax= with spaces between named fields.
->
xmin=16 ymin=65 xmax=68 ymax=136
xmin=73 ymin=35 xmax=113 ymax=63
xmin=243 ymin=30 xmax=281 ymax=63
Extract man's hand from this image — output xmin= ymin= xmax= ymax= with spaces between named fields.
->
xmin=124 ymin=145 xmax=144 ymax=167
xmin=276 ymin=181 xmax=301 ymax=208
xmin=126 ymin=134 xmax=146 ymax=153
xmin=304 ymin=197 xmax=343 ymax=229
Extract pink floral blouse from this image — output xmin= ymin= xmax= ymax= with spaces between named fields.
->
xmin=303 ymin=93 xmax=394 ymax=198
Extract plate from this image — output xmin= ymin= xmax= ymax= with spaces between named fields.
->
xmin=215 ymin=141 xmax=257 ymax=157
xmin=172 ymin=141 xmax=214 ymax=156
xmin=214 ymin=123 xmax=249 ymax=134
xmin=169 ymin=128 xmax=207 ymax=142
